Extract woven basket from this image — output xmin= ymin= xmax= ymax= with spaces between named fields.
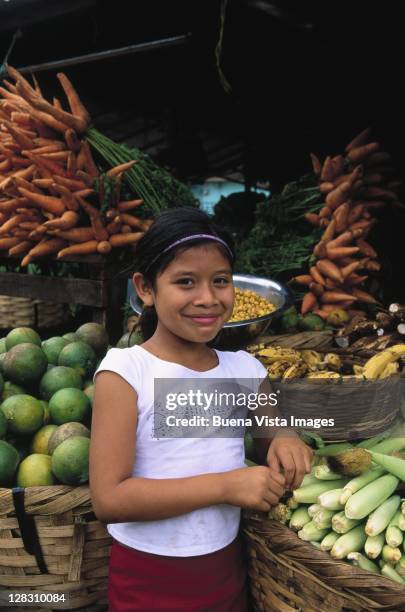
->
xmin=0 ymin=296 xmax=71 ymax=331
xmin=0 ymin=485 xmax=111 ymax=611
xmin=243 ymin=511 xmax=405 ymax=612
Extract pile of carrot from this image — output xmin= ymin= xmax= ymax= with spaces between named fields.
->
xmin=292 ymin=128 xmax=402 ymax=319
xmin=0 ymin=65 xmax=153 ymax=264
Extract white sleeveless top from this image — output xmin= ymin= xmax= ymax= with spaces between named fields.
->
xmin=94 ymin=345 xmax=267 ymax=557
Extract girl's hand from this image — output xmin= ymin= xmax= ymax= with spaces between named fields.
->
xmin=267 ymin=433 xmax=313 ymax=491
xmin=223 ymin=466 xmax=285 ymax=512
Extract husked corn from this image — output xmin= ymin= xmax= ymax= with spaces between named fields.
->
xmin=229 ymin=288 xmax=276 ymax=322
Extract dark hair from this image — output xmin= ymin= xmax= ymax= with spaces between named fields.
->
xmin=133 ymin=207 xmax=235 ymax=340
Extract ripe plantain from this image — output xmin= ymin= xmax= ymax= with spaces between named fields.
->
xmin=300 ymin=349 xmax=323 ymax=371
xmin=282 ymin=361 xmax=308 ymax=379
xmin=378 ymin=361 xmax=399 ymax=378
xmin=258 ymin=347 xmax=301 ymax=364
xmin=324 ymin=353 xmax=343 ymax=372
xmin=267 ymin=360 xmax=292 ymax=380
xmin=363 ymin=344 xmax=405 ymax=379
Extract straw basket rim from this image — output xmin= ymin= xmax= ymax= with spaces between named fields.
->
xmin=243 ymin=511 xmax=405 ymax=611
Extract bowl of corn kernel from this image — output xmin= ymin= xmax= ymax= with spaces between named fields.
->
xmin=214 ymin=273 xmax=292 ymax=348
xmin=130 ymin=273 xmax=292 ymax=349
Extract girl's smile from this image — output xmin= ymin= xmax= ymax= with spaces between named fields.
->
xmin=134 ymin=243 xmax=235 ymax=347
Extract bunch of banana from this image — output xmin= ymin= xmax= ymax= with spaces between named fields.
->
xmin=363 ymin=344 xmax=405 ymax=379
xmin=300 ymin=350 xmax=323 ymax=371
xmin=267 ymin=361 xmax=293 ymax=380
xmin=257 ymin=347 xmax=301 ymax=364
xmin=282 ymin=361 xmax=309 ymax=379
xmin=306 ymin=371 xmax=341 ymax=379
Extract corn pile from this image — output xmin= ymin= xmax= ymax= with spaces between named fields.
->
xmin=266 ymin=433 xmax=405 ymax=585
xmin=228 ymin=288 xmax=276 ymax=323
xmin=291 ymin=129 xmax=402 ymax=320
xmin=0 ymin=65 xmax=153 ymax=263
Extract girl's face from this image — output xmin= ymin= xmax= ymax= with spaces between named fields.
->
xmin=134 ymin=243 xmax=235 ymax=344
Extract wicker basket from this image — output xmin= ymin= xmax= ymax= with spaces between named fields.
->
xmin=0 ymin=296 xmax=71 ymax=330
xmin=0 ymin=485 xmax=112 ymax=611
xmin=243 ymin=511 xmax=405 ymax=612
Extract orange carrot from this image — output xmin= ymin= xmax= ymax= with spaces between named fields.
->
xmin=351 ymin=288 xmax=379 ymax=304
xmin=320 ymin=156 xmax=334 ymax=181
xmin=43 ymin=211 xmax=79 ymax=231
xmin=53 ymin=97 xmax=63 ymax=111
xmin=326 ymin=182 xmax=352 ymax=210
xmin=324 ymin=277 xmax=338 ymax=289
xmin=121 ymin=225 xmax=132 ymax=234
xmin=27 ymin=106 xmax=70 ymax=134
xmin=107 ymin=161 xmax=137 ymax=178
xmin=345 ymin=128 xmax=371 ymax=153
xmin=344 ymin=274 xmax=368 ymax=286
xmin=117 ymin=199 xmax=144 ymax=212
xmin=67 ymin=151 xmax=77 ymax=174
xmin=291 ymin=275 xmax=312 ymax=286
xmin=56 ymin=73 xmax=91 ymax=124
xmin=32 ymin=178 xmax=54 ymax=189
xmin=301 ymin=292 xmax=318 ymax=315
xmin=17 ymin=187 xmax=65 ymax=216
xmin=313 ymin=241 xmax=327 ymax=258
xmin=21 ymin=237 xmax=67 ymax=266
xmin=331 ymin=155 xmax=344 ymax=177
xmin=0 ymin=197 xmax=30 ymax=213
xmin=0 ymin=236 xmax=21 ymax=250
xmin=32 ymin=144 xmax=67 ymax=155
xmin=106 ymin=220 xmax=121 ymax=235
xmin=319 ymin=206 xmax=332 ymax=219
xmin=49 ymin=227 xmax=94 ymax=243
xmin=41 ymin=151 xmax=70 ymax=161
xmin=16 ymin=79 xmax=88 ymax=133
xmin=347 ymin=203 xmax=364 ymax=225
xmin=24 ymin=151 xmax=71 ymax=179
xmin=341 ymin=260 xmax=361 ymax=279
xmin=321 ymin=218 xmax=336 ymax=243
xmin=309 ymin=282 xmax=324 ymax=297
xmin=52 ymin=175 xmax=87 ymax=191
xmin=97 ymin=240 xmax=112 ymax=255
xmin=321 ymin=291 xmax=357 ymax=304
xmin=8 ymin=240 xmax=35 ymax=256
xmin=11 ymin=111 xmax=35 ymax=129
xmin=364 ymin=260 xmax=381 ymax=272
xmin=319 ymin=182 xmax=334 ymax=194
xmin=334 ymin=165 xmax=363 ymax=188
xmin=116 ymin=214 xmax=151 ymax=232
xmin=3 ymin=120 xmax=35 ymax=149
xmin=309 ymin=266 xmax=326 ymax=286
xmin=333 ymin=202 xmax=350 ymax=233
xmin=19 ymin=221 xmax=40 ymax=231
xmin=310 ymin=153 xmax=322 ymax=176
xmin=327 ymin=229 xmax=359 ymax=249
xmin=57 ymin=240 xmax=99 ymax=259
xmin=356 ymin=238 xmax=377 ymax=258
xmin=0 ymin=214 xmax=34 ymax=236
xmin=326 ymin=246 xmax=360 ymax=260
xmin=64 ymin=128 xmax=81 ymax=153
xmin=349 ymin=219 xmax=374 ymax=232
xmin=316 ymin=259 xmax=344 ymax=284
xmin=74 ymin=188 xmax=94 ymax=199
xmin=76 ymin=170 xmax=94 ymax=187
xmin=109 ymin=232 xmax=144 ymax=248
xmin=13 ymin=176 xmax=43 ymax=194
xmin=78 ymin=141 xmax=99 ymax=178
xmin=346 ymin=142 xmax=379 ymax=164
xmin=50 ymin=183 xmax=79 ymax=211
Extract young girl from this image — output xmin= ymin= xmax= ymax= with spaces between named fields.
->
xmin=90 ymin=207 xmax=313 ymax=611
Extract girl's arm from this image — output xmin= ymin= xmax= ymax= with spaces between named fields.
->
xmin=90 ymin=371 xmax=285 ymax=523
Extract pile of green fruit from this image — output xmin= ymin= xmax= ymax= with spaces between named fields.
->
xmin=279 ymin=304 xmax=350 ymax=334
xmin=0 ymin=322 xmax=112 ymax=489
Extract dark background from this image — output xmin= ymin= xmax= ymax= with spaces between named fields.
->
xmin=1 ymin=0 xmax=404 ymax=298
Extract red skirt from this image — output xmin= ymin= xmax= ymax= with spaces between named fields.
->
xmin=107 ymin=535 xmax=248 ymax=611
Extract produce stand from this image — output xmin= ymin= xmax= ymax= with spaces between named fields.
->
xmin=0 ymin=256 xmax=129 ymax=344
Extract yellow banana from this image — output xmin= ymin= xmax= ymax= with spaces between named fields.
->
xmin=323 ymin=353 xmax=342 ymax=372
xmin=282 ymin=361 xmax=308 ymax=379
xmin=353 ymin=364 xmax=364 ymax=375
xmin=363 ymin=344 xmax=405 ymax=379
xmin=267 ymin=360 xmax=292 ymax=380
xmin=258 ymin=347 xmax=301 ymax=364
xmin=300 ymin=350 xmax=323 ymax=370
xmin=306 ymin=371 xmax=341 ymax=379
xmin=379 ymin=361 xmax=399 ymax=379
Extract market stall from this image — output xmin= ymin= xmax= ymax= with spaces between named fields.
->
xmin=0 ymin=52 xmax=404 ymax=612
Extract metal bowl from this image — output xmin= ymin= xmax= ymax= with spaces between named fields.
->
xmin=129 ymin=273 xmax=293 ymax=349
